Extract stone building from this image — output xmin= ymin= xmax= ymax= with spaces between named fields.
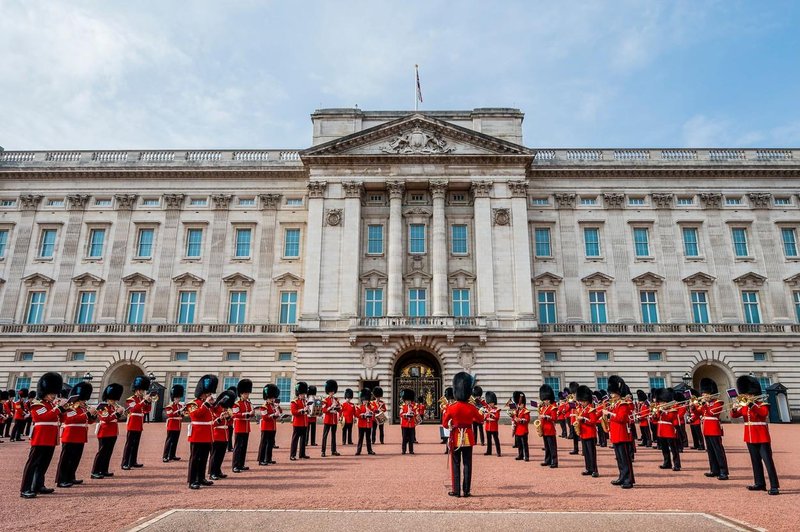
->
xmin=0 ymin=108 xmax=798 ymax=421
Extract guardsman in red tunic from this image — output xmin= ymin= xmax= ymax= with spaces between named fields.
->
xmin=594 ymin=390 xmax=609 ymax=448
xmin=695 ymin=378 xmax=728 ymax=480
xmin=511 ymin=391 xmax=530 ymax=461
xmin=290 ymin=381 xmax=310 ymax=460
xmin=574 ymin=385 xmax=600 ymax=477
xmin=538 ymin=384 xmax=559 ymax=468
xmin=653 ymin=388 xmax=681 ymax=471
xmin=258 ymin=384 xmax=281 ymax=465
xmin=231 ymin=379 xmax=254 ymax=473
xmin=3 ymin=389 xmax=14 ymax=438
xmin=162 ymin=384 xmax=185 ymax=463
xmin=0 ymin=390 xmax=8 ymax=442
xmin=688 ymin=390 xmax=705 ymax=450
xmin=603 ymin=376 xmax=634 ymax=489
xmin=482 ymin=391 xmax=501 ymax=456
xmin=23 ymin=389 xmax=36 ymax=437
xmin=305 ymin=385 xmax=319 ymax=447
xmin=321 ymin=379 xmax=341 ymax=457
xmin=675 ymin=390 xmax=689 ymax=452
xmin=635 ymin=390 xmax=652 ymax=447
xmin=442 ymin=372 xmax=483 ymax=498
xmin=440 ymin=387 xmax=454 ymax=449
xmin=567 ymin=381 xmax=580 ymax=455
xmin=340 ymin=388 xmax=356 ymax=445
xmin=355 ymin=388 xmax=376 ymax=455
xmin=370 ymin=386 xmax=387 ymax=445
xmin=91 ymin=383 xmax=123 ymax=479
xmin=55 ymin=381 xmax=95 ymax=487
xmin=414 ymin=394 xmax=426 ymax=443
xmin=399 ymin=388 xmax=417 ymax=455
xmin=20 ymin=372 xmax=66 ymax=498
xmin=121 ymin=375 xmax=155 ymax=470
xmin=11 ymin=387 xmax=29 ymax=441
xmin=186 ymin=374 xmax=219 ymax=489
xmin=471 ymin=386 xmax=486 ymax=447
xmin=208 ymin=389 xmax=235 ymax=480
xmin=556 ymin=392 xmax=568 ymax=439
xmin=730 ymin=375 xmax=779 ymax=495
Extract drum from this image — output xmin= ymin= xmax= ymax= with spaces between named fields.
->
xmin=375 ymin=411 xmax=388 ymax=424
xmin=311 ymin=398 xmax=323 ymax=417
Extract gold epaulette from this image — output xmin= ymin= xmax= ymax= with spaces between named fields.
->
xmin=31 ymin=400 xmax=44 ymax=406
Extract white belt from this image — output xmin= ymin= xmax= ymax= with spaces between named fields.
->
xmin=65 ymin=424 xmax=89 ymax=428
xmin=657 ymin=421 xmax=673 ymax=425
xmin=33 ymin=422 xmax=59 ymax=427
xmin=745 ymin=422 xmax=767 ymax=426
xmin=129 ymin=413 xmax=144 ymax=417
xmin=213 ymin=426 xmax=227 ymax=430
xmin=702 ymin=416 xmax=719 ymax=421
xmin=192 ymin=421 xmax=213 ymax=425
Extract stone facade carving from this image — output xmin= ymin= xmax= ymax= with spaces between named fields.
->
xmin=651 ymin=193 xmax=674 ymax=209
xmin=342 ymin=181 xmax=364 ymax=199
xmin=554 ymin=193 xmax=576 ymax=209
xmin=307 ymin=181 xmax=327 ymax=199
xmin=429 ymin=180 xmax=449 ymax=199
xmin=115 ymin=194 xmax=139 ymax=210
xmin=458 ymin=342 xmax=476 ymax=369
xmin=632 ymin=272 xmax=665 ymax=288
xmin=259 ymin=193 xmax=282 ymax=210
xmin=211 ymin=194 xmax=233 ymax=209
xmin=747 ymin=192 xmax=772 ymax=209
xmin=23 ymin=273 xmax=54 ymax=287
xmin=361 ymin=342 xmax=379 ymax=369
xmin=66 ymin=194 xmax=91 ymax=211
xmin=493 ymin=208 xmax=510 ymax=226
xmin=72 ymin=273 xmax=104 ymax=287
xmin=380 ymin=127 xmax=455 ymax=154
xmin=19 ymin=194 xmax=43 ymax=211
xmin=173 ymin=272 xmax=205 ymax=287
xmin=508 ymin=180 xmax=529 ymax=198
xmin=325 ymin=209 xmax=343 ymax=226
xmin=683 ymin=272 xmax=716 ymax=287
xmin=470 ymin=180 xmax=493 ymax=198
xmin=581 ymin=272 xmax=614 ymax=287
xmin=386 ymin=181 xmax=405 ymax=199
xmin=699 ymin=192 xmax=722 ymax=209
xmin=163 ymin=193 xmax=185 ymax=210
xmin=733 ymin=272 xmax=767 ymax=289
xmin=602 ymin=193 xmax=625 ymax=209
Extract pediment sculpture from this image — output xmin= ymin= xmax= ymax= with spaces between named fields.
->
xmin=380 ymin=127 xmax=455 ymax=154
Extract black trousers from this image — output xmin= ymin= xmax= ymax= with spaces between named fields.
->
xmin=20 ymin=445 xmax=55 ymax=493
xmin=56 ymin=442 xmax=84 ymax=484
xmin=356 ymin=427 xmax=373 ymax=454
xmin=598 ymin=429 xmax=608 ymax=447
xmin=232 ymin=432 xmax=249 ymax=469
xmin=305 ymin=421 xmax=317 ymax=446
xmin=677 ymin=424 xmax=688 ymax=451
xmin=23 ymin=418 xmax=32 ymax=436
xmin=650 ymin=423 xmax=659 ymax=447
xmin=92 ymin=436 xmax=117 ymax=475
xmin=614 ymin=440 xmax=635 ymax=485
xmin=121 ymin=430 xmax=142 ymax=467
xmin=639 ymin=425 xmax=652 ymax=447
xmin=257 ymin=430 xmax=276 ymax=463
xmin=188 ymin=442 xmax=211 ymax=485
xmin=11 ymin=419 xmax=25 ymax=441
xmin=401 ymin=427 xmax=415 ymax=454
xmin=582 ymin=438 xmax=598 ymax=474
xmin=569 ymin=425 xmax=579 ymax=453
xmin=208 ymin=441 xmax=227 ymax=476
xmin=226 ymin=425 xmax=234 ymax=452
xmin=322 ymin=423 xmax=338 ymax=454
xmin=515 ymin=434 xmax=529 ymax=460
xmin=704 ymin=435 xmax=728 ymax=476
xmin=450 ymin=446 xmax=473 ymax=495
xmin=486 ymin=431 xmax=501 ymax=456
xmin=472 ymin=422 xmax=485 ymax=445
xmin=543 ymin=434 xmax=558 ymax=465
xmin=342 ymin=422 xmax=353 ymax=444
xmin=371 ymin=422 xmax=384 ymax=444
xmin=690 ymin=425 xmax=705 ymax=449
xmin=559 ymin=419 xmax=568 ymax=438
xmin=659 ymin=437 xmax=681 ymax=468
xmin=163 ymin=430 xmax=181 ymax=460
xmin=3 ymin=418 xmax=12 ymax=437
xmin=290 ymin=426 xmax=307 ymax=458
xmin=747 ymin=442 xmax=779 ymax=489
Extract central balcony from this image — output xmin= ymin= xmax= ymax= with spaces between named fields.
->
xmin=350 ymin=316 xmax=487 ymax=329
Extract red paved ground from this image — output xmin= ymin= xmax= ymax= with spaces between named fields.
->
xmin=0 ymin=423 xmax=796 ymax=531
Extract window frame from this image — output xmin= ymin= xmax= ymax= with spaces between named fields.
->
xmin=177 ymin=290 xmax=198 ymax=324
xmin=533 ymin=227 xmax=552 ymax=258
xmin=234 ymin=227 xmax=252 ymax=259
xmin=639 ymin=290 xmax=659 ymax=324
xmin=583 ymin=226 xmax=602 ymax=258
xmin=731 ymin=227 xmax=749 ymax=258
xmin=690 ymin=290 xmax=710 ymax=324
xmin=279 ymin=290 xmax=298 ymax=324
xmin=681 ymin=226 xmax=700 ymax=258
xmin=451 ymin=224 xmax=469 ymax=255
xmin=136 ymin=227 xmax=155 ymax=259
xmin=38 ymin=227 xmax=58 ymax=259
xmin=75 ymin=290 xmax=96 ymax=324
xmin=127 ymin=291 xmax=147 ymax=324
xmin=86 ymin=227 xmax=107 ymax=259
xmin=409 ymin=224 xmax=426 ymax=255
xmin=589 ymin=290 xmax=607 ymax=324
xmin=228 ymin=290 xmax=248 ymax=324
xmin=25 ymin=291 xmax=47 ymax=324
xmin=741 ymin=290 xmax=761 ymax=324
xmin=632 ymin=226 xmax=651 ymax=258
xmin=283 ymin=228 xmax=301 ymax=259
xmin=408 ymin=288 xmax=427 ymax=317
xmin=537 ymin=290 xmax=557 ymax=324
xmin=452 ymin=288 xmax=471 ymax=317
xmin=185 ymin=227 xmax=204 ymax=259
xmin=366 ymin=224 xmax=384 ymax=255
xmin=364 ymin=288 xmax=384 ymax=318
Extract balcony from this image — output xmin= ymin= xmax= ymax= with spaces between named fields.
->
xmin=351 ymin=316 xmax=487 ymax=329
xmin=0 ymin=323 xmax=298 ymax=335
xmin=537 ymin=323 xmax=800 ymax=334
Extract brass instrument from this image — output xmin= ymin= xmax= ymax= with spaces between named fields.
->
xmin=725 ymin=393 xmax=769 ymax=414
xmin=572 ymin=405 xmax=582 ymax=434
xmin=534 ymin=418 xmax=543 ymax=437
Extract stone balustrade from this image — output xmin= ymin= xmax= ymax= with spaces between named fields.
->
xmin=537 ymin=322 xmax=799 ymax=334
xmin=0 ymin=323 xmax=298 ymax=335
xmin=0 ymin=149 xmax=302 ymax=166
xmin=531 ymin=148 xmax=798 ymax=165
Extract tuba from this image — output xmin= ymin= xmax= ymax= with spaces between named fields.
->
xmin=573 ymin=405 xmax=582 ymax=434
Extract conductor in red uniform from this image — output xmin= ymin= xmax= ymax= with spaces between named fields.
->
xmin=232 ymin=379 xmax=254 ymax=472
xmin=55 ymin=381 xmax=95 ymax=487
xmin=162 ymin=384 xmax=184 ymax=463
xmin=121 ymin=375 xmax=153 ymax=470
xmin=186 ymin=374 xmax=218 ymax=489
xmin=604 ymin=376 xmax=634 ymax=489
xmin=730 ymin=375 xmax=779 ymax=495
xmin=442 ymin=372 xmax=483 ymax=498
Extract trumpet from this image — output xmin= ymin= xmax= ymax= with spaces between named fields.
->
xmin=724 ymin=393 xmax=769 ymax=414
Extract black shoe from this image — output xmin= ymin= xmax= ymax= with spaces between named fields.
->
xmin=591 ymin=472 xmax=599 ymax=478
xmin=57 ymin=482 xmax=73 ymax=488
xmin=355 ymin=452 xmax=361 ymax=456
xmin=232 ymin=468 xmax=243 ymax=473
xmin=163 ymin=458 xmax=170 ymax=463
xmin=718 ymin=474 xmax=729 ymax=481
xmin=259 ymin=461 xmax=269 ymax=466
xmin=321 ymin=452 xmax=326 ymax=457
xmin=515 ymin=456 xmax=523 ymax=461
xmin=91 ymin=473 xmax=104 ymax=480
xmin=550 ymin=464 xmax=558 ymax=468
xmin=672 ymin=467 xmax=681 ymax=472
xmin=569 ymin=451 xmax=579 ymax=455
xmin=189 ymin=483 xmax=201 ymax=490
xmin=290 ymin=457 xmax=297 ymax=461
xmin=121 ymin=466 xmax=131 ymax=470
xmin=409 ymin=452 xmax=415 ymax=455
xmin=200 ymin=479 xmax=214 ymax=486
xmin=658 ymin=465 xmax=672 ymax=470
xmin=301 ymin=455 xmax=311 ymax=459
xmin=769 ymin=488 xmax=780 ymax=496
xmin=368 ymin=451 xmax=376 ymax=455
xmin=210 ymin=475 xmax=221 ymax=480
xmin=274 ymin=445 xmax=280 ymax=449
xmin=172 ymin=457 xmax=182 ymax=461
xmin=484 ymin=452 xmax=491 ymax=456
xmin=132 ymin=463 xmax=144 ymax=468
xmin=611 ymin=480 xmax=623 ymax=486
xmin=704 ymin=472 xmax=716 ymax=477
xmin=524 ymin=458 xmax=529 ymax=462
xmin=540 ymin=462 xmax=550 ymax=467
xmin=332 ymin=452 xmax=340 ymax=456
xmin=103 ymin=472 xmax=114 ymax=477
xmin=621 ymin=484 xmax=633 ymax=489
xmin=72 ymin=479 xmax=83 ymax=485
xmin=463 ymin=492 xmax=471 ymax=497
xmin=37 ymin=487 xmax=55 ymax=494
xmin=20 ymin=491 xmax=37 ymax=499
xmin=747 ymin=485 xmax=767 ymax=491
xmin=448 ymin=491 xmax=461 ymax=497
xmin=269 ymin=461 xmax=276 ymax=464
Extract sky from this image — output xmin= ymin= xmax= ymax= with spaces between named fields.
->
xmin=1 ymin=0 xmax=799 ymax=150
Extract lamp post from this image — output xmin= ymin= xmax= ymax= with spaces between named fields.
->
xmin=148 ymin=372 xmax=156 ymax=383
xmin=82 ymin=372 xmax=93 ymax=383
xmin=682 ymin=372 xmax=691 ymax=385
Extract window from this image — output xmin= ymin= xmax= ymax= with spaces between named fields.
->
xmin=640 ymin=291 xmax=658 ymax=323
xmin=225 ymin=351 xmax=240 ymax=362
xmin=177 ymin=291 xmax=197 ymax=324
xmin=223 ymin=377 xmax=239 ymax=391
xmin=758 ymin=376 xmax=771 ymax=391
xmin=794 ymin=291 xmax=800 ymax=322
xmin=75 ymin=291 xmax=96 ymax=324
xmin=731 ymin=228 xmax=748 ymax=257
xmin=66 ymin=376 xmax=82 ymax=388
xmin=87 ymin=228 xmax=105 ymax=258
xmin=47 ymin=198 xmax=64 ymax=207
xmin=742 ymin=291 xmax=761 ymax=324
xmin=279 ymin=291 xmax=297 ymax=324
xmin=228 ymin=291 xmax=247 ymax=324
xmin=781 ymin=228 xmax=798 ymax=257
xmin=278 ymin=352 xmax=293 ymax=362
xmin=543 ymin=351 xmax=558 ymax=362
xmin=677 ymin=197 xmax=694 ymax=206
xmin=368 ymin=194 xmax=384 ymax=203
xmin=367 ymin=225 xmax=384 ymax=254
xmin=633 ymin=227 xmax=650 ymax=257
xmin=534 ymin=227 xmax=551 ymax=257
xmin=596 ymin=376 xmax=609 ymax=390
xmin=238 ymin=197 xmax=256 ymax=207
xmin=538 ymin=291 xmax=557 ymax=324
xmin=127 ymin=292 xmax=146 ymax=324
xmin=648 ymin=351 xmax=663 ymax=361
xmin=408 ymin=289 xmax=427 ymax=317
xmin=365 ymin=288 xmax=383 ymax=318
xmin=596 ymin=352 xmax=610 ymax=362
xmin=544 ymin=376 xmax=560 ymax=392
xmin=26 ymin=292 xmax=46 ymax=324
xmin=531 ymin=198 xmax=549 ymax=206
xmin=691 ymin=291 xmax=710 ymax=324
xmin=19 ymin=351 xmax=34 ymax=361
xmin=70 ymin=351 xmax=85 ymax=361
xmin=0 ymin=229 xmax=8 ymax=258
xmin=276 ymin=377 xmax=292 ymax=403
xmin=170 ymin=377 xmax=187 ymax=399
xmin=235 ymin=228 xmax=252 ymax=258
xmin=14 ymin=376 xmax=32 ymax=390
xmin=753 ymin=352 xmax=767 ymax=362
xmin=682 ymin=227 xmax=699 ymax=257
xmin=649 ymin=377 xmax=666 ymax=389
xmin=189 ymin=197 xmax=207 ymax=206
xmin=409 ymin=224 xmax=425 ymax=254
xmin=39 ymin=228 xmax=57 ymax=258
xmin=725 ymin=197 xmax=742 ymax=206
xmin=584 ymin=227 xmax=601 ymax=257
xmin=774 ymin=197 xmax=792 ymax=206
xmin=580 ymin=197 xmax=597 ymax=206
xmin=628 ymin=197 xmax=645 ymax=206
xmin=137 ymin=228 xmax=154 ymax=258
xmin=410 ymin=193 xmax=425 ymax=203
xmin=186 ymin=228 xmax=203 ymax=258
xmin=286 ymin=198 xmax=303 ymax=206
xmin=451 ymin=225 xmax=468 ymax=254
xmin=284 ymin=228 xmax=300 ymax=258
xmin=173 ymin=351 xmax=189 ymax=362
xmin=451 ymin=193 xmax=466 ymax=203
xmin=589 ymin=291 xmax=607 ymax=324
xmin=0 ymin=199 xmax=16 ymax=207
xmin=142 ymin=198 xmax=160 ymax=207
xmin=452 ymin=289 xmax=470 ymax=317
xmin=95 ymin=198 xmax=112 ymax=207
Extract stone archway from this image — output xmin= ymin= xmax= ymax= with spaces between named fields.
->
xmin=392 ymin=349 xmax=442 ymax=423
xmin=691 ymin=360 xmax=734 ymax=421
xmin=103 ymin=360 xmax=146 ymax=401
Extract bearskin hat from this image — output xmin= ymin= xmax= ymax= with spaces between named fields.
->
xmin=359 ymin=388 xmax=372 ymax=402
xmin=171 ymin=384 xmax=185 ymax=400
xmin=194 ymin=374 xmax=219 ymax=399
xmin=472 ymin=385 xmax=483 ymax=398
xmin=36 ymin=372 xmax=63 ymax=399
xmin=737 ymin=375 xmax=761 ymax=396
xmin=0 ymin=391 xmax=7 ymax=400
xmin=453 ymin=372 xmax=474 ymax=402
xmin=700 ymin=378 xmax=718 ymax=395
xmin=263 ymin=384 xmax=280 ymax=401
xmin=568 ymin=381 xmax=580 ymax=394
xmin=372 ymin=386 xmax=383 ymax=399
xmin=237 ymin=379 xmax=253 ymax=396
xmin=308 ymin=385 xmax=318 ymax=397
xmin=215 ymin=389 xmax=237 ymax=409
xmin=539 ymin=384 xmax=555 ymax=402
xmin=485 ymin=391 xmax=497 ymax=404
xmin=621 ymin=383 xmax=632 ymax=398
xmin=512 ymin=391 xmax=526 ymax=405
xmin=636 ymin=389 xmax=647 ymax=402
xmin=71 ymin=382 xmax=93 ymax=402
xmin=402 ymin=388 xmax=414 ymax=401
xmin=325 ymin=380 xmax=338 ymax=394
xmin=656 ymin=387 xmax=673 ymax=403
xmin=607 ymin=375 xmax=624 ymax=396
xmin=344 ymin=388 xmax=354 ymax=400
xmin=102 ymin=383 xmax=123 ymax=402
xmin=59 ymin=382 xmax=73 ymax=399
xmin=576 ymin=385 xmax=593 ymax=403
xmin=444 ymin=386 xmax=454 ymax=400
xmin=8 ymin=389 xmax=16 ymax=399
xmin=28 ymin=389 xmax=37 ymax=399
xmin=295 ymin=381 xmax=308 ymax=396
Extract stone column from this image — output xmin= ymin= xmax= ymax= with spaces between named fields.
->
xmin=386 ymin=181 xmax=405 ymax=317
xmin=151 ymin=194 xmax=184 ymax=323
xmin=253 ymin=194 xmax=281 ymax=322
xmin=99 ymin=194 xmax=138 ymax=322
xmin=0 ymin=195 xmax=42 ymax=322
xmin=471 ymin=181 xmax=495 ymax=317
xmin=49 ymin=194 xmax=90 ymax=322
xmin=200 ymin=194 xmax=232 ymax=323
xmin=300 ymin=181 xmax=326 ymax=327
xmin=555 ymin=193 xmax=583 ymax=321
xmin=430 ymin=180 xmax=448 ymax=316
xmin=340 ymin=181 xmax=363 ymax=318
xmin=509 ymin=181 xmax=534 ymax=317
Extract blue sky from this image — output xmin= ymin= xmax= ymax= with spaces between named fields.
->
xmin=2 ymin=0 xmax=799 ymax=149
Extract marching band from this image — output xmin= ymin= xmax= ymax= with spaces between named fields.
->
xmin=3 ymin=370 xmax=784 ymax=498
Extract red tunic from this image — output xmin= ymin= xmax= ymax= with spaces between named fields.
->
xmin=416 ymin=402 xmax=426 ymax=420
xmin=607 ymin=402 xmax=633 ymax=443
xmin=676 ymin=405 xmax=688 ymax=426
xmin=341 ymin=401 xmax=355 ymax=424
xmin=95 ymin=404 xmax=120 ymax=438
xmin=698 ymin=399 xmax=724 ymax=437
xmin=483 ymin=405 xmax=500 ymax=432
xmin=60 ymin=407 xmax=93 ymax=444
xmin=441 ymin=401 xmax=483 ymax=447
xmin=232 ymin=399 xmax=253 ymax=434
xmin=259 ymin=403 xmax=278 ymax=432
xmin=637 ymin=402 xmax=650 ymax=427
xmin=164 ymin=402 xmax=184 ymax=432
xmin=371 ymin=400 xmax=387 ymax=426
xmin=538 ymin=403 xmax=558 ymax=436
xmin=513 ymin=407 xmax=531 ymax=436
xmin=290 ymin=398 xmax=308 ymax=427
xmin=187 ymin=399 xmax=214 ymax=443
xmin=655 ymin=409 xmax=678 ymax=439
xmin=322 ymin=395 xmax=340 ymax=426
xmin=125 ymin=396 xmax=152 ymax=432
xmin=211 ymin=405 xmax=229 ymax=442
xmin=730 ymin=401 xmax=771 ymax=443
xmin=576 ymin=405 xmax=599 ymax=439
xmin=399 ymin=402 xmax=417 ymax=428
xmin=13 ymin=399 xmax=26 ymax=421
xmin=356 ymin=403 xmax=374 ymax=429
xmin=30 ymin=400 xmax=61 ymax=447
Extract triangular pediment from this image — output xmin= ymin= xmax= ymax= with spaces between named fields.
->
xmin=72 ymin=272 xmax=105 ymax=286
xmin=683 ymin=272 xmax=716 ymax=287
xmin=581 ymin=272 xmax=614 ymax=287
xmin=273 ymin=272 xmax=303 ymax=287
xmin=632 ymin=272 xmax=665 ymax=287
xmin=733 ymin=271 xmax=767 ymax=288
xmin=784 ymin=273 xmax=800 ymax=287
xmin=122 ymin=273 xmax=154 ymax=287
xmin=23 ymin=273 xmax=54 ymax=287
xmin=172 ymin=272 xmax=205 ymax=286
xmin=223 ymin=273 xmax=255 ymax=287
xmin=533 ymin=272 xmax=563 ymax=286
xmin=301 ymin=114 xmax=531 ymax=159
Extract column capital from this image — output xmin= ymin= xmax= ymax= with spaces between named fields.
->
xmin=471 ymin=180 xmax=493 ymax=198
xmin=19 ymin=194 xmax=43 ymax=211
xmin=211 ymin=194 xmax=233 ymax=210
xmin=163 ymin=193 xmax=185 ymax=210
xmin=307 ymin=181 xmax=328 ymax=199
xmin=387 ymin=180 xmax=405 ymax=200
xmin=651 ymin=192 xmax=674 ymax=209
xmin=114 ymin=194 xmax=139 ymax=210
xmin=699 ymin=192 xmax=722 ymax=209
xmin=429 ymin=179 xmax=449 ymax=199
xmin=601 ymin=193 xmax=624 ymax=209
xmin=554 ymin=193 xmax=576 ymax=209
xmin=66 ymin=194 xmax=91 ymax=211
xmin=342 ymin=181 xmax=364 ymax=199
xmin=258 ymin=193 xmax=282 ymax=210
xmin=747 ymin=192 xmax=772 ymax=209
xmin=507 ymin=180 xmax=529 ymax=198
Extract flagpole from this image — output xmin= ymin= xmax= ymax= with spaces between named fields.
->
xmin=414 ymin=64 xmax=418 ymax=111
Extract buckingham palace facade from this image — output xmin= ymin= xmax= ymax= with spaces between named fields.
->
xmin=1 ymin=108 xmax=799 ymax=420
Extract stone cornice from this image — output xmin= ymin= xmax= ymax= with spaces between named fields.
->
xmin=529 ymin=167 xmax=800 ymax=179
